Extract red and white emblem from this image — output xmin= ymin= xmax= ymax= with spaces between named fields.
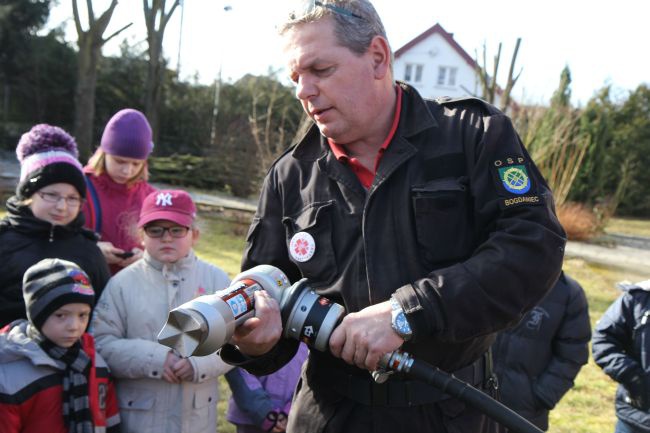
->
xmin=289 ymin=231 xmax=316 ymax=262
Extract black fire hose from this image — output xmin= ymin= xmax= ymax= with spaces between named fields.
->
xmin=386 ymin=352 xmax=544 ymax=433
xmin=284 ymin=282 xmax=545 ymax=433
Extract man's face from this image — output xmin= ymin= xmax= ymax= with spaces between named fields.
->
xmin=283 ymin=17 xmax=379 ymax=144
xmin=41 ymin=303 xmax=91 ymax=348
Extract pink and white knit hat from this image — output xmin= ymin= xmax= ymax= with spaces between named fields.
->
xmin=15 ymin=124 xmax=85 ymax=199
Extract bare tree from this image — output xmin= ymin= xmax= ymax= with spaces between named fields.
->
xmin=247 ymin=76 xmax=307 ymax=171
xmin=73 ymin=0 xmax=132 ymax=159
xmin=475 ymin=38 xmax=522 ymax=112
xmin=143 ymin=0 xmax=180 ymax=144
xmin=249 ymin=81 xmax=291 ymax=170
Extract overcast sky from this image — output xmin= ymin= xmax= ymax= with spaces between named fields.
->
xmin=48 ymin=0 xmax=650 ymax=106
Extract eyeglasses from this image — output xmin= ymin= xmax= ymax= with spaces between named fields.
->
xmin=143 ymin=225 xmax=190 ymax=238
xmin=37 ymin=191 xmax=83 ymax=208
xmin=290 ymin=0 xmax=364 ymax=21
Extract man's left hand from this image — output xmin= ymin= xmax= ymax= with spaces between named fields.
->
xmin=329 ymin=300 xmax=405 ymax=371
xmin=230 ymin=290 xmax=283 ymax=357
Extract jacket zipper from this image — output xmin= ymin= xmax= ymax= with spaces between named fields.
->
xmin=49 ymin=224 xmax=55 ymax=242
xmin=641 ymin=311 xmax=649 ymax=368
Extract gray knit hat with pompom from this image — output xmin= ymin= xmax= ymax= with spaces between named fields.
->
xmin=15 ymin=124 xmax=85 ymax=199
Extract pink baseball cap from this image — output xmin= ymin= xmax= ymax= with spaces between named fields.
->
xmin=138 ymin=190 xmax=196 ymax=228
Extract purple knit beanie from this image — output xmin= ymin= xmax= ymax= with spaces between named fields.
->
xmin=100 ymin=109 xmax=154 ymax=159
xmin=15 ymin=124 xmax=85 ymax=199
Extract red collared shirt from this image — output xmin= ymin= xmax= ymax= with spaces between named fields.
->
xmin=328 ymin=86 xmax=403 ymax=189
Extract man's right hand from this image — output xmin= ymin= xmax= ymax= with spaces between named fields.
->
xmin=230 ymin=290 xmax=283 ymax=357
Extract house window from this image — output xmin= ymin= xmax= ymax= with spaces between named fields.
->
xmin=437 ymin=67 xmax=446 ymax=85
xmin=414 ymin=64 xmax=423 ymax=82
xmin=437 ymin=66 xmax=458 ymax=86
xmin=404 ymin=63 xmax=424 ymax=83
xmin=448 ymin=67 xmax=457 ymax=86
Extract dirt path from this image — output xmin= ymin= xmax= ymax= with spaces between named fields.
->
xmin=565 ymin=241 xmax=650 ymax=272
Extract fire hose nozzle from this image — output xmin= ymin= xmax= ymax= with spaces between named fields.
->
xmin=157 ymin=265 xmax=292 ymax=357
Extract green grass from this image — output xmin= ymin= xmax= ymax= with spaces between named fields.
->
xmin=193 ymin=212 xmax=247 ymax=433
xmin=194 ymin=212 xmax=249 ymax=278
xmin=2 ymin=205 xmax=648 ymax=432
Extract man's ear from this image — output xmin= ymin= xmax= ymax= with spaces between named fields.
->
xmin=368 ymin=35 xmax=391 ymax=79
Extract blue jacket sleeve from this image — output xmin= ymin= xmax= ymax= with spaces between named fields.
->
xmin=592 ymin=293 xmax=644 ymax=384
xmin=225 ymin=368 xmax=274 ymax=427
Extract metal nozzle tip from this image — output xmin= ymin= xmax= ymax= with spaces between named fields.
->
xmin=157 ymin=308 xmax=205 ymax=357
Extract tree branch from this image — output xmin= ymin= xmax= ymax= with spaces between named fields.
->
xmin=500 ymin=38 xmax=522 ymax=111
xmin=85 ymin=0 xmax=95 ymax=25
xmin=72 ymin=0 xmax=83 ymax=36
xmin=104 ymin=22 xmax=133 ymax=44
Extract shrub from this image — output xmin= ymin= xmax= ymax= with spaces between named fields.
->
xmin=557 ymin=202 xmax=600 ymax=241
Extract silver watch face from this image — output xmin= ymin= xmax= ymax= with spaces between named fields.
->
xmin=390 ymin=297 xmax=412 ymax=340
xmin=395 ymin=311 xmax=412 ymax=336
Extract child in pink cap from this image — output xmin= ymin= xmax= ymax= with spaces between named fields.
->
xmin=92 ymin=189 xmax=233 ymax=433
xmin=82 ymin=108 xmax=157 ymax=274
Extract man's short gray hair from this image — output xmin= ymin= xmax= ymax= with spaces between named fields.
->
xmin=279 ymin=0 xmax=393 ymax=67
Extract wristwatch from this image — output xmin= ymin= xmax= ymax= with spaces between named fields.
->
xmin=390 ymin=296 xmax=412 ymax=342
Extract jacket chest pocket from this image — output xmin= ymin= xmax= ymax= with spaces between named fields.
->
xmin=411 ymin=177 xmax=473 ymax=265
xmin=282 ymin=201 xmax=338 ymax=285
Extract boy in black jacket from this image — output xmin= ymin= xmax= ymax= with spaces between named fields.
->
xmin=493 ymin=272 xmax=591 ymax=431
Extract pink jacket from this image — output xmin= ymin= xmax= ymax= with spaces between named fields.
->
xmin=82 ymin=167 xmax=156 ymax=273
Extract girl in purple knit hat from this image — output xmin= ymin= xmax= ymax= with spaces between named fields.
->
xmin=0 ymin=124 xmax=110 ymax=327
xmin=82 ymin=108 xmax=157 ymax=274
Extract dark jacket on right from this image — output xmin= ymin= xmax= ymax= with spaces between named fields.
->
xmin=493 ymin=272 xmax=591 ymax=431
xmin=592 ymin=281 xmax=650 ymax=432
xmin=0 ymin=196 xmax=110 ymax=327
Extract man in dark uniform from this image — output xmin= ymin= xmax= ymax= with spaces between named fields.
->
xmin=221 ymin=1 xmax=566 ymax=432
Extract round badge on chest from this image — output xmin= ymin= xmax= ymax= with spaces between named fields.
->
xmin=289 ymin=231 xmax=316 ymax=262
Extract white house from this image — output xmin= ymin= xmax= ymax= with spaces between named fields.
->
xmin=393 ymin=23 xmax=502 ymax=106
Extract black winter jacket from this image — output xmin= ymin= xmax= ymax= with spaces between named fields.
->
xmin=222 ymin=83 xmax=566 ymax=433
xmin=0 ymin=196 xmax=110 ymax=327
xmin=493 ymin=272 xmax=591 ymax=431
xmin=592 ymin=281 xmax=650 ymax=432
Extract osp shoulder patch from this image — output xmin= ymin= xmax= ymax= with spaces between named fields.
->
xmin=498 ymin=165 xmax=530 ymax=194
xmin=491 ymin=156 xmax=537 ymax=197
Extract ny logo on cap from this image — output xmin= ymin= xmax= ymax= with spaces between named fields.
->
xmin=156 ymin=192 xmax=173 ymax=207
